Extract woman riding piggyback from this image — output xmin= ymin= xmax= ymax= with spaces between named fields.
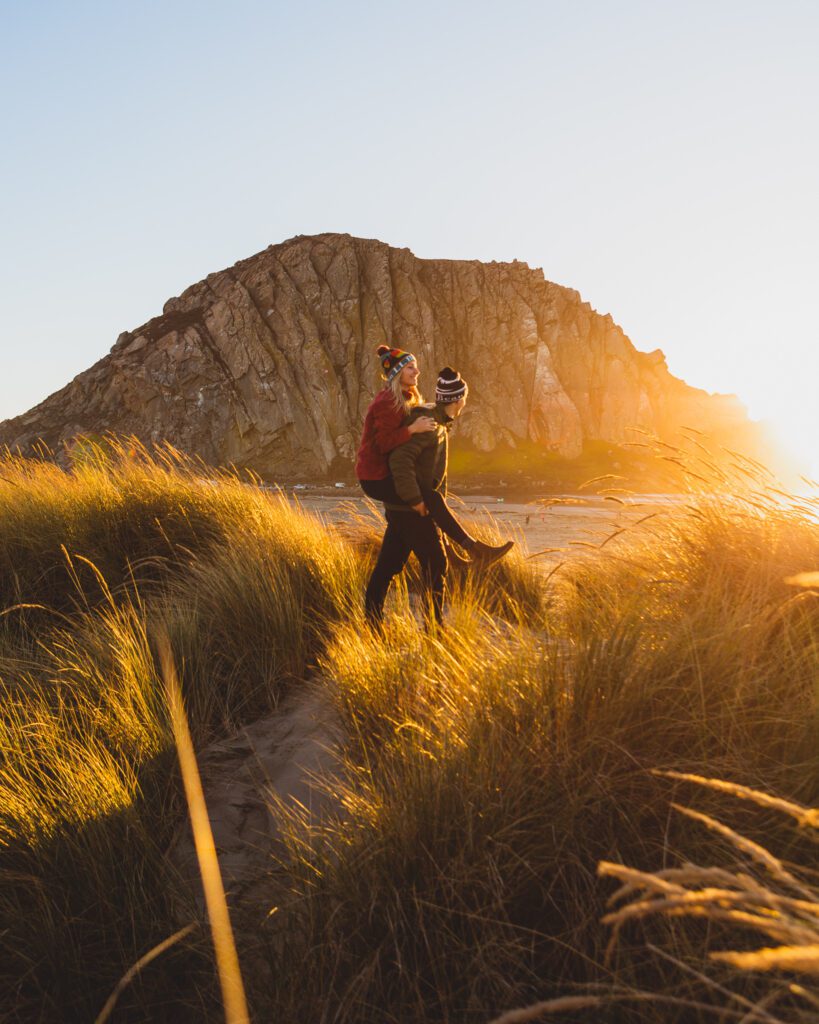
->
xmin=355 ymin=345 xmax=435 ymax=487
xmin=355 ymin=344 xmax=513 ymax=565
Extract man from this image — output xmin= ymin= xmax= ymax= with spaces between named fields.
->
xmin=364 ymin=367 xmax=513 ymax=629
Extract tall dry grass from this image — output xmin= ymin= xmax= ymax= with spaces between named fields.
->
xmin=0 ymin=441 xmax=368 ymax=1021
xmin=490 ymin=773 xmax=819 ymax=1024
xmin=263 ymin=485 xmax=819 ymax=1022
xmin=1 ymin=438 xmax=817 ymax=1022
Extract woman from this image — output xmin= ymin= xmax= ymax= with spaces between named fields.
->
xmin=355 ymin=344 xmax=512 ymax=562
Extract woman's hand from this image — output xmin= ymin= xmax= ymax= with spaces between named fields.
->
xmin=407 ymin=416 xmax=436 ymax=435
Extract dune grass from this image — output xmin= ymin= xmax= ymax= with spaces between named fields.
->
xmin=0 ymin=441 xmax=369 ymax=1021
xmin=260 ymin=491 xmax=819 ymax=1022
xmin=0 ymin=439 xmax=817 ymax=1022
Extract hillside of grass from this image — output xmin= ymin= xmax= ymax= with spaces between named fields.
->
xmin=1 ymin=440 xmax=818 ymax=1022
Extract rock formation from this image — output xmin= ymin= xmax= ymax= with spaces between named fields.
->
xmin=0 ymin=233 xmax=762 ymax=478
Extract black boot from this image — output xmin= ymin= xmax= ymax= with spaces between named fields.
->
xmin=470 ymin=539 xmax=514 ymax=567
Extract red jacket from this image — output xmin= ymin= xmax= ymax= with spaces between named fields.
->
xmin=355 ymin=389 xmax=412 ymax=480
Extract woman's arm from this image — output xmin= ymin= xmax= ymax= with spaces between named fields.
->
xmin=371 ymin=401 xmax=435 ymax=455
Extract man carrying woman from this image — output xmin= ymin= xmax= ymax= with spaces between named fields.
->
xmin=356 ymin=345 xmax=513 ymax=627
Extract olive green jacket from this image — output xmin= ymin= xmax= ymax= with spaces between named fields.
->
xmin=386 ymin=403 xmax=454 ymax=509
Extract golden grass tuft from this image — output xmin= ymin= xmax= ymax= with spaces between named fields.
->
xmin=594 ymin=777 xmax=819 ymax=1021
xmin=1 ymin=438 xmax=818 ymax=1021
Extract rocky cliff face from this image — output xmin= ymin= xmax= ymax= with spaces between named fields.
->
xmin=0 ymin=233 xmax=759 ymax=478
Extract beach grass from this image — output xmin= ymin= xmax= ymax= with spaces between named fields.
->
xmin=0 ymin=439 xmax=817 ymax=1021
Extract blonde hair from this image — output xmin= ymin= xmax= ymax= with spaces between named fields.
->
xmin=388 ymin=375 xmax=424 ymax=417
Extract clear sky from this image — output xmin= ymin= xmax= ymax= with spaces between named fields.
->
xmin=2 ymin=0 xmax=817 ymax=472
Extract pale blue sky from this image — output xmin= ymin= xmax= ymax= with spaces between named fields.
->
xmin=2 ymin=1 xmax=817 ymax=469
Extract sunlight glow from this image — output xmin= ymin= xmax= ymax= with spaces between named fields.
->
xmin=745 ymin=387 xmax=819 ymax=482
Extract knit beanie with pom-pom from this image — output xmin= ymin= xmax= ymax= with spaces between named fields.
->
xmin=435 ymin=366 xmax=468 ymax=403
xmin=377 ymin=344 xmax=416 ymax=382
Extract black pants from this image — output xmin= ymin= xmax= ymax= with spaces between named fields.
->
xmin=358 ymin=478 xmax=473 ymax=548
xmin=364 ymin=509 xmax=448 ymax=627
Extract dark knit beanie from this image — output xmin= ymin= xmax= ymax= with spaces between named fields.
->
xmin=377 ymin=344 xmax=416 ymax=382
xmin=436 ymin=366 xmax=468 ymax=403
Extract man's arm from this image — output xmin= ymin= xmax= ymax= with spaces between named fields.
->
xmin=432 ymin=433 xmax=448 ymax=498
xmin=388 ymin=434 xmax=430 ymax=508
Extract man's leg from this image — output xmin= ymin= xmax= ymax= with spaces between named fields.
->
xmin=364 ymin=516 xmax=411 ymax=628
xmin=399 ymin=513 xmax=448 ymax=627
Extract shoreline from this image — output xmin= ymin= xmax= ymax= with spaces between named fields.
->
xmin=285 ymin=490 xmax=682 ymax=565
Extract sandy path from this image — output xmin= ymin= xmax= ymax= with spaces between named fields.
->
xmin=169 ymin=682 xmax=344 ymax=983
xmin=168 ymin=491 xmax=681 ymax=997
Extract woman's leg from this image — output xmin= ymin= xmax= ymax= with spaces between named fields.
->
xmin=359 ymin=478 xmax=474 ymax=549
xmin=419 ymin=488 xmax=474 ymax=548
xmin=419 ymin=490 xmax=514 ymax=566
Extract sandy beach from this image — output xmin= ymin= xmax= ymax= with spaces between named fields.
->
xmin=287 ymin=489 xmax=682 ymax=565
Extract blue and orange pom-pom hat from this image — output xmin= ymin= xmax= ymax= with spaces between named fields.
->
xmin=377 ymin=344 xmax=416 ymax=382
